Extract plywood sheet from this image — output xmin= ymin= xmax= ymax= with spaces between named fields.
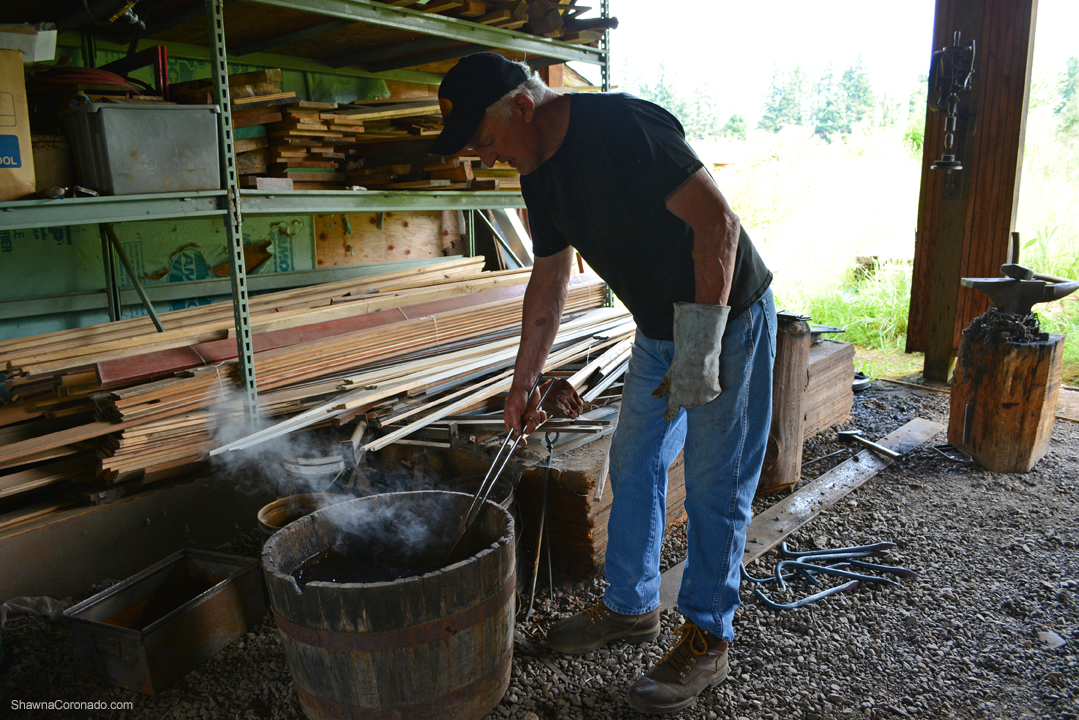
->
xmin=314 ymin=211 xmax=461 ymax=268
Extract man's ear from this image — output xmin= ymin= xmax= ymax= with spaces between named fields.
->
xmin=513 ymin=93 xmax=536 ymax=122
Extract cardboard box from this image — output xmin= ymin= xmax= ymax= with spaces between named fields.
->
xmin=32 ymin=135 xmax=74 ymax=192
xmin=0 ymin=48 xmax=35 ymax=201
xmin=0 ymin=24 xmax=57 ymax=63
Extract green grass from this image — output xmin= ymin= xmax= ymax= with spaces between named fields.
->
xmin=1039 ymin=300 xmax=1079 ymax=385
xmin=852 ymin=347 xmax=924 ymax=379
xmin=779 ymin=260 xmax=913 ymax=351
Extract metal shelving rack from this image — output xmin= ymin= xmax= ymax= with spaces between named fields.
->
xmin=1 ymin=0 xmax=610 ymax=420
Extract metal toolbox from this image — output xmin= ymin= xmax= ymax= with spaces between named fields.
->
xmin=63 ymin=549 xmax=266 ymax=695
xmin=61 ymin=102 xmax=221 ymax=195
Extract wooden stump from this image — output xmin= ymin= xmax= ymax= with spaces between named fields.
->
xmin=948 ymin=334 xmax=1064 ymax=472
xmin=757 ymin=318 xmax=811 ymax=496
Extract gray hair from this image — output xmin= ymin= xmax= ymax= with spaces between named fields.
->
xmin=485 ymin=61 xmax=550 ymax=123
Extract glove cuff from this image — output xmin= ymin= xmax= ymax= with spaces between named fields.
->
xmin=673 ymin=302 xmax=731 ymax=335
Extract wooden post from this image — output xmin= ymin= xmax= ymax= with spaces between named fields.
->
xmin=757 ymin=318 xmax=810 ymax=497
xmin=948 ymin=333 xmax=1063 ymax=472
xmin=906 ymin=0 xmax=1039 ymax=380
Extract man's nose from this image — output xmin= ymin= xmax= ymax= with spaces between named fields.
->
xmin=476 ymin=149 xmax=497 ymax=168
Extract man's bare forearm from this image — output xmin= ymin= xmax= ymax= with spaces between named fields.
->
xmin=691 ymin=212 xmax=738 ymax=306
xmin=512 ymin=247 xmax=575 ymax=391
xmin=665 ymin=167 xmax=739 ymax=306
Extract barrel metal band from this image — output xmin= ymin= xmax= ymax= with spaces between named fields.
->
xmin=273 ymin=575 xmax=515 ymax=652
xmin=293 ymin=651 xmax=512 ymax=720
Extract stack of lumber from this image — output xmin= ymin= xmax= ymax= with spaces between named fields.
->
xmin=0 ymin=259 xmax=613 ymax=530
xmin=258 ymin=100 xmax=357 ymax=190
xmin=172 ymin=68 xmax=531 ymax=192
xmin=172 ymin=68 xmax=305 ymax=191
xmin=234 ymin=96 xmax=523 ymax=192
xmin=387 ymin=0 xmax=614 ymax=44
xmin=170 ymin=68 xmax=297 ymax=107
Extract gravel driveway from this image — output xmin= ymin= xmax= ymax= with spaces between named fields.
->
xmin=2 ymin=381 xmax=1076 ymax=720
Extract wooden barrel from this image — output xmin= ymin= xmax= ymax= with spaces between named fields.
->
xmin=262 ymin=490 xmax=515 ymax=720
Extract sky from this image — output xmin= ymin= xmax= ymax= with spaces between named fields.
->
xmin=570 ymin=0 xmax=1079 ymax=122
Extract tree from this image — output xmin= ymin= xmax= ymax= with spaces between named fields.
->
xmin=683 ymin=84 xmax=723 ymax=140
xmin=1055 ymin=56 xmax=1078 ymax=115
xmin=907 ymin=76 xmax=928 ymax=123
xmin=838 ymin=57 xmax=875 ymax=132
xmin=878 ymin=92 xmax=900 ymax=128
xmin=812 ymin=67 xmax=843 ymax=142
xmin=1057 ymin=56 xmax=1079 ymax=136
xmin=632 ymin=65 xmax=724 ymax=141
xmin=759 ymin=66 xmax=807 ymax=132
xmin=721 ymin=114 xmax=747 ymax=141
xmin=633 ymin=62 xmax=689 ymax=124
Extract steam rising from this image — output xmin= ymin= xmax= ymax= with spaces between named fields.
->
xmin=207 ymin=384 xmax=461 ymax=570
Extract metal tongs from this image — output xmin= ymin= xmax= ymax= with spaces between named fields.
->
xmin=445 ymin=375 xmax=555 ymax=561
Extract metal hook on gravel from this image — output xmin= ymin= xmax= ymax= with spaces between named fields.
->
xmin=780 ymin=541 xmax=897 ymax=558
xmin=845 ymin=559 xmax=920 ymax=579
xmin=741 ymin=564 xmax=798 ymax=585
xmin=754 ymin=580 xmax=862 ymax=611
xmin=775 ymin=560 xmax=900 ymax=591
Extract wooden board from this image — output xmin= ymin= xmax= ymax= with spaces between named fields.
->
xmin=314 ymin=211 xmax=461 ymax=268
xmin=659 ymin=417 xmax=946 ymax=610
xmin=1059 ymin=387 xmax=1079 ymax=423
xmin=237 ymin=147 xmax=270 ymax=175
xmin=234 ymin=136 xmax=270 ymax=154
xmin=239 ymin=176 xmax=293 ymax=190
xmin=758 ymin=318 xmax=810 ymax=496
xmin=96 ymin=283 xmax=533 ymax=385
xmin=803 ymin=340 xmax=855 ymax=438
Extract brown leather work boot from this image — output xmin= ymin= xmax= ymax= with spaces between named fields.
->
xmin=626 ymin=621 xmax=729 ymax=715
xmin=545 ymin=601 xmax=661 ymax=654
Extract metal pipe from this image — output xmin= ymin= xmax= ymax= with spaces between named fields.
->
xmin=104 ymin=224 xmax=165 ymax=332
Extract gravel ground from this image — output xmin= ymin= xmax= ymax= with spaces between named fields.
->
xmin=2 ymin=380 xmax=1077 ymax=720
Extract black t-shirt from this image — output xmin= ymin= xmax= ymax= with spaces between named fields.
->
xmin=521 ymin=92 xmax=773 ymax=341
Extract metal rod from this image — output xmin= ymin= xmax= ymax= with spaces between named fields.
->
xmin=447 ymin=375 xmax=553 ymax=560
xmin=526 ymin=434 xmax=555 ymax=621
xmin=99 ymin=224 xmax=120 ymax=322
xmin=104 ymin=224 xmax=165 ymax=332
xmin=544 ymin=502 xmax=553 ymax=597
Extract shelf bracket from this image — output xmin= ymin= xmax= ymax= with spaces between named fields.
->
xmin=102 ymin=223 xmax=166 ymax=332
xmin=207 ymin=0 xmax=260 ymax=426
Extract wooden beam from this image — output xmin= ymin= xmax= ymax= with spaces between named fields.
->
xmin=908 ymin=0 xmax=1038 ymax=380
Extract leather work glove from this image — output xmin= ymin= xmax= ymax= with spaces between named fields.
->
xmin=652 ymin=303 xmax=731 ymax=421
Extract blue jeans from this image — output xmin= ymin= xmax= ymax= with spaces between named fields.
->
xmin=603 ymin=289 xmax=776 ymax=641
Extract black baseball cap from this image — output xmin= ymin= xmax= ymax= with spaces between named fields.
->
xmin=430 ymin=53 xmax=529 ymax=156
